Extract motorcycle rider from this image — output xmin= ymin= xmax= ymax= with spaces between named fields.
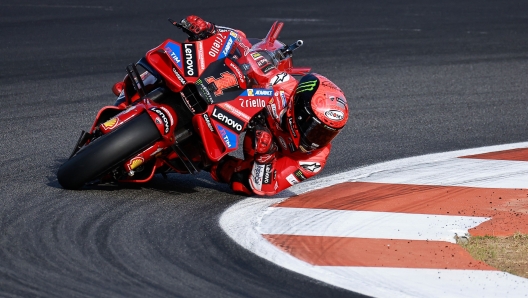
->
xmin=175 ymin=16 xmax=349 ymax=196
xmin=114 ymin=15 xmax=349 ymax=196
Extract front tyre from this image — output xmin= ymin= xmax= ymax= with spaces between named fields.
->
xmin=57 ymin=112 xmax=161 ymax=190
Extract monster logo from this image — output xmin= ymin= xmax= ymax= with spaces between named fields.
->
xmin=296 ymin=80 xmax=318 ymax=93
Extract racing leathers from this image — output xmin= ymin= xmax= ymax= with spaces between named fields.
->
xmin=187 ymin=21 xmax=332 ymax=196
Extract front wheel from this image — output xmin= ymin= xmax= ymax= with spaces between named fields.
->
xmin=57 ymin=112 xmax=161 ymax=189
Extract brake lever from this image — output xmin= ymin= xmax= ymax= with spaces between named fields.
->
xmin=168 ymin=18 xmax=183 ymax=28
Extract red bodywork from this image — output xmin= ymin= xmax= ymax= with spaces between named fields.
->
xmin=87 ymin=21 xmax=310 ymax=183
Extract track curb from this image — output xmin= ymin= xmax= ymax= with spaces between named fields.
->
xmin=221 ymin=142 xmax=528 ymax=297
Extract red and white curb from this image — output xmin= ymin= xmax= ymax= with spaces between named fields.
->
xmin=220 ymin=142 xmax=528 ymax=297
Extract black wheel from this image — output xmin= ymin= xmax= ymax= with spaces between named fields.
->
xmin=57 ymin=112 xmax=161 ymax=189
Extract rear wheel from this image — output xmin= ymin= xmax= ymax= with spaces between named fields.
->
xmin=57 ymin=112 xmax=161 ymax=189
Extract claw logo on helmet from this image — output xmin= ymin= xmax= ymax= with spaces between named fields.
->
xmin=290 ymin=73 xmax=349 ymax=152
xmin=296 ymin=80 xmax=318 ymax=93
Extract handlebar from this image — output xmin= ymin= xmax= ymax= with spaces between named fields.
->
xmin=168 ymin=17 xmax=303 ymax=63
xmin=274 ymin=40 xmax=303 ymax=62
xmin=285 ymin=40 xmax=303 ymax=54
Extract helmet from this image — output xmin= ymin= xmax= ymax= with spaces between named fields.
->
xmin=288 ymin=73 xmax=348 ymax=152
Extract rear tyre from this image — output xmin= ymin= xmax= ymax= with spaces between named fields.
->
xmin=57 ymin=112 xmax=161 ymax=190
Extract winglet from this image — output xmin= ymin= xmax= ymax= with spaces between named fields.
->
xmin=264 ymin=21 xmax=284 ymax=46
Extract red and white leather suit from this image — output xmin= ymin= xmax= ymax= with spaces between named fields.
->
xmin=205 ymin=30 xmax=332 ymax=196
xmin=176 ymin=15 xmax=347 ymax=196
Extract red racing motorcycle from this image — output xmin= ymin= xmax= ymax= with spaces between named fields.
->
xmin=57 ymin=19 xmax=309 ymax=189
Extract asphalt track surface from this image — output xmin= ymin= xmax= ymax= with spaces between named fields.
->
xmin=1 ymin=0 xmax=527 ymax=297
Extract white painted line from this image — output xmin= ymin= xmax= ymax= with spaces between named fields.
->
xmin=360 ymin=158 xmax=528 ymax=189
xmin=260 ymin=207 xmax=489 ymax=243
xmin=291 ymin=142 xmax=528 ymax=195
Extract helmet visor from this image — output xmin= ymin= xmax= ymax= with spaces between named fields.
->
xmin=294 ymin=101 xmax=339 ymax=151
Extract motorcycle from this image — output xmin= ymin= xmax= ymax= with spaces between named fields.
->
xmin=57 ymin=18 xmax=310 ymax=189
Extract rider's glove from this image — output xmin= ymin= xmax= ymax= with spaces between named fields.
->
xmin=253 ymin=124 xmax=277 ymax=164
xmin=180 ymin=15 xmax=216 ymax=40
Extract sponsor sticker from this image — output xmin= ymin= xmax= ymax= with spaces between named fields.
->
xmin=211 ymin=106 xmax=244 ymax=133
xmin=203 ymin=113 xmax=215 ymax=132
xmin=221 ymin=103 xmax=250 ymax=121
xmin=164 ymin=42 xmax=182 ymax=69
xmin=296 ymin=80 xmax=318 ymax=93
xmin=270 ymin=72 xmax=290 ymax=85
xmin=101 ymin=118 xmax=119 ymax=130
xmin=150 ymin=107 xmax=171 ymax=134
xmin=126 ymin=156 xmax=144 ymax=172
xmin=262 ymin=64 xmax=275 ymax=74
xmin=324 ymin=109 xmax=345 ymax=121
xmin=288 ymin=117 xmax=297 ymax=138
xmin=256 ymin=58 xmax=268 ymax=67
xmin=266 ymin=102 xmax=279 ymax=119
xmin=183 ymin=43 xmax=198 ymax=77
xmin=286 ymin=173 xmax=300 ymax=186
xmin=209 ymin=34 xmax=226 ymax=58
xmin=197 ymin=41 xmax=205 ymax=72
xmin=216 ymin=124 xmax=237 ymax=149
xmin=279 ymin=90 xmax=287 ymax=108
xmin=239 ymin=97 xmax=266 ymax=108
xmin=196 ymin=79 xmax=213 ymax=103
xmin=263 ymin=164 xmax=273 ymax=184
xmin=243 ymin=89 xmax=273 ymax=97
xmin=160 ymin=107 xmax=174 ymax=127
xmin=299 ymin=161 xmax=322 ymax=173
xmin=255 ymin=89 xmax=273 ymax=96
xmin=294 ymin=169 xmax=307 ymax=181
xmin=228 ymin=61 xmax=245 ymax=84
xmin=172 ymin=67 xmax=186 ymax=85
xmin=250 ymin=51 xmax=274 ymax=73
xmin=219 ymin=33 xmax=237 ymax=59
xmin=251 ymin=163 xmax=265 ymax=191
